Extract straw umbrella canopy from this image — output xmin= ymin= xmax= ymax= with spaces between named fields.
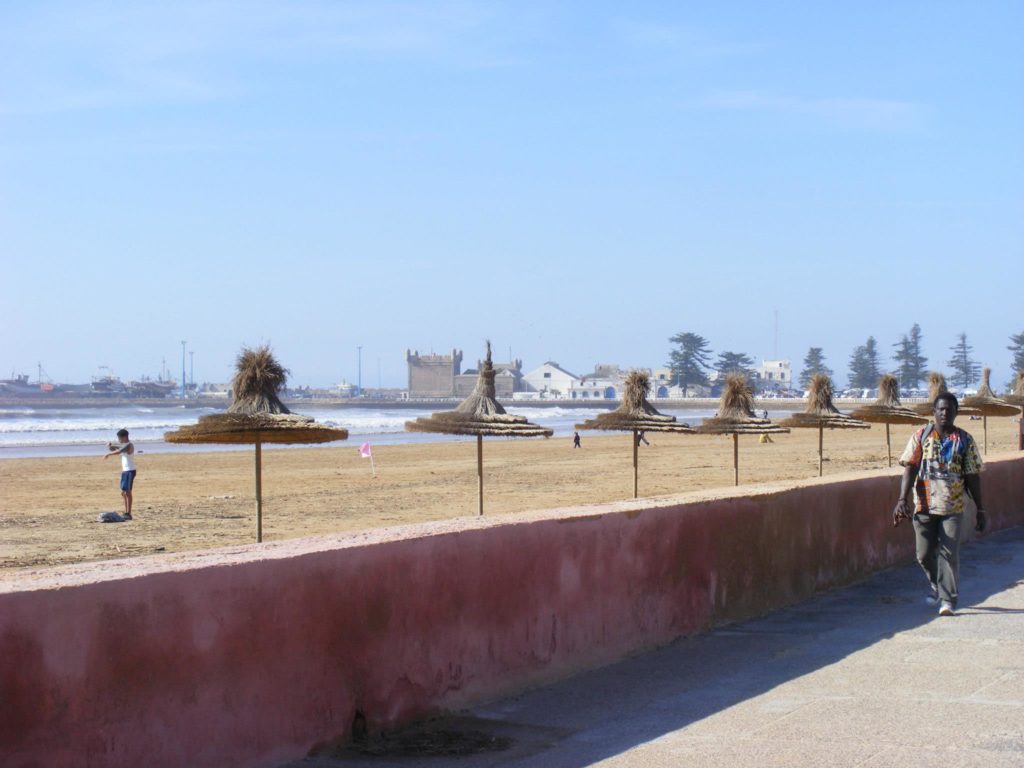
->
xmin=1004 ymin=372 xmax=1024 ymax=452
xmin=695 ymin=374 xmax=789 ymax=486
xmin=164 ymin=346 xmax=348 ymax=542
xmin=912 ymin=372 xmax=981 ymax=417
xmin=575 ymin=370 xmax=695 ymax=499
xmin=779 ymin=374 xmax=869 ymax=477
xmin=405 ymin=342 xmax=552 ymax=515
xmin=850 ymin=374 xmax=927 ymax=467
xmin=1004 ymin=371 xmax=1024 ymax=407
xmin=961 ymin=368 xmax=1018 ymax=454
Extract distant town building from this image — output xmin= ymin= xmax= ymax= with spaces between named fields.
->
xmin=522 ymin=362 xmax=580 ymax=397
xmin=406 ymin=349 xmax=463 ymax=398
xmin=756 ymin=360 xmax=792 ymax=392
xmin=651 ymin=367 xmax=675 ymax=398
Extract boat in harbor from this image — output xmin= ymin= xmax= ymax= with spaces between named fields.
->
xmin=129 ymin=376 xmax=178 ymax=398
xmin=91 ymin=368 xmax=128 ymax=396
xmin=0 ymin=373 xmax=45 ymax=396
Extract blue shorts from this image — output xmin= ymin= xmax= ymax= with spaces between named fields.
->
xmin=120 ymin=470 xmax=137 ymax=492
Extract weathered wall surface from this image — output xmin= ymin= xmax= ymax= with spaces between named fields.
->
xmin=2 ymin=456 xmax=1021 ymax=768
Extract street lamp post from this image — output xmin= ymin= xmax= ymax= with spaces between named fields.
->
xmin=181 ymin=341 xmax=187 ymax=399
xmin=357 ymin=346 xmax=362 ymax=396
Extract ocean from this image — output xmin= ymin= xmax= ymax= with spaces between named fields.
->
xmin=0 ymin=403 xmax=797 ymax=459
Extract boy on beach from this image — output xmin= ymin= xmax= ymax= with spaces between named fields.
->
xmin=892 ymin=393 xmax=984 ymax=616
xmin=104 ymin=428 xmax=137 ymax=520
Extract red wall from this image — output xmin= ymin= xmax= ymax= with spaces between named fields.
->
xmin=2 ymin=457 xmax=1022 ymax=768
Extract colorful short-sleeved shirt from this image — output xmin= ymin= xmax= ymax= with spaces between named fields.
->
xmin=899 ymin=425 xmax=982 ymax=516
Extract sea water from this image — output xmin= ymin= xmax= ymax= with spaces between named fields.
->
xmin=0 ymin=403 xmax=784 ymax=459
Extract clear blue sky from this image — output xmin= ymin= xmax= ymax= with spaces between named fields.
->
xmin=2 ymin=1 xmax=1022 ymax=389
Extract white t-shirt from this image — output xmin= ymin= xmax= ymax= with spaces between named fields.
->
xmin=120 ymin=443 xmax=136 ymax=472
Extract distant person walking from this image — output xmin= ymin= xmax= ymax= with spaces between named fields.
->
xmin=892 ymin=393 xmax=985 ymax=616
xmin=636 ymin=431 xmax=650 ymax=446
xmin=104 ymin=428 xmax=137 ymax=520
xmin=573 ymin=431 xmax=581 ymax=449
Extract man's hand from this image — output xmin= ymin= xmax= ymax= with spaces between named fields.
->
xmin=975 ymin=509 xmax=987 ymax=533
xmin=892 ymin=498 xmax=912 ymax=527
xmin=103 ymin=453 xmax=110 ymax=460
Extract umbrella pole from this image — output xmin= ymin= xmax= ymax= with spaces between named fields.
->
xmin=254 ymin=437 xmax=263 ymax=543
xmin=477 ymin=434 xmax=484 ymax=516
xmin=632 ymin=430 xmax=639 ymax=499
xmin=733 ymin=432 xmax=739 ymax=486
xmin=885 ymin=422 xmax=892 ymax=468
xmin=818 ymin=425 xmax=824 ymax=477
xmin=983 ymin=415 xmax=988 ymax=455
xmin=1019 ymin=406 xmax=1024 ymax=451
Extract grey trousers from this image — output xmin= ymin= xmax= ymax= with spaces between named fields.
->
xmin=912 ymin=512 xmax=963 ymax=607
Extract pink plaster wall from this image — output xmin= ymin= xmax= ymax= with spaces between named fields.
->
xmin=2 ymin=456 xmax=1022 ymax=768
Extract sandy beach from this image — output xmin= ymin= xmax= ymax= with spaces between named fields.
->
xmin=1 ymin=416 xmax=1019 ymax=576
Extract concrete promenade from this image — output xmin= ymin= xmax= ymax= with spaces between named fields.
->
xmin=293 ymin=525 xmax=1024 ymax=768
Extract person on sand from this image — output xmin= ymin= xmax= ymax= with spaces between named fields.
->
xmin=636 ymin=431 xmax=650 ymax=446
xmin=893 ymin=393 xmax=984 ymax=617
xmin=573 ymin=431 xmax=581 ymax=449
xmin=104 ymin=428 xmax=137 ymax=520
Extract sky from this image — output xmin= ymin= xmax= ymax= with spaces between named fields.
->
xmin=1 ymin=1 xmax=1022 ymax=389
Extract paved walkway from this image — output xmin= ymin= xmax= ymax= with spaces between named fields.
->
xmin=290 ymin=526 xmax=1024 ymax=768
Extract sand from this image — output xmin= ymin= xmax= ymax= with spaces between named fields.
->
xmin=1 ymin=416 xmax=1019 ymax=576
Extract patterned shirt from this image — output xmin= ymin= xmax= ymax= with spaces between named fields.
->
xmin=899 ymin=425 xmax=982 ymax=516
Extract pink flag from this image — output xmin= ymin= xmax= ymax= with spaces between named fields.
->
xmin=359 ymin=442 xmax=372 ymax=458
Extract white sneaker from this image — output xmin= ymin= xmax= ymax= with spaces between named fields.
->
xmin=938 ymin=602 xmax=955 ymax=616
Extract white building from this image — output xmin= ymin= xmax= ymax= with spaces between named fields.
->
xmin=522 ymin=362 xmax=580 ymax=397
xmin=756 ymin=360 xmax=792 ymax=391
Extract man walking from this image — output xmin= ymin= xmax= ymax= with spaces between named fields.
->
xmin=104 ymin=428 xmax=137 ymax=520
xmin=893 ymin=393 xmax=985 ymax=616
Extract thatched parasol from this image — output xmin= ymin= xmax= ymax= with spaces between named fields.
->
xmin=962 ymin=367 xmax=1018 ymax=454
xmin=1005 ymin=371 xmax=1024 ymax=452
xmin=165 ymin=346 xmax=348 ymax=542
xmin=695 ymin=374 xmax=789 ymax=486
xmin=575 ymin=370 xmax=695 ymax=498
xmin=850 ymin=374 xmax=926 ymax=467
xmin=911 ymin=372 xmax=981 ymax=417
xmin=405 ymin=342 xmax=552 ymax=515
xmin=1004 ymin=371 xmax=1024 ymax=407
xmin=779 ymin=374 xmax=869 ymax=477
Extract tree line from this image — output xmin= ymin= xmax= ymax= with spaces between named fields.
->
xmin=665 ymin=326 xmax=1024 ymax=395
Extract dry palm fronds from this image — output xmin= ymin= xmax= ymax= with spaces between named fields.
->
xmin=779 ymin=374 xmax=870 ymax=430
xmin=576 ymin=370 xmax=695 ymax=433
xmin=962 ymin=368 xmax=1018 ymax=416
xmin=912 ymin=371 xmax=980 ymax=416
xmin=164 ymin=345 xmax=349 ymax=445
xmin=912 ymin=371 xmax=949 ymax=415
xmin=1004 ymin=371 xmax=1024 ymax=406
xmin=697 ymin=374 xmax=789 ymax=435
xmin=851 ymin=374 xmax=926 ymax=426
xmin=229 ymin=344 xmax=291 ymax=415
xmin=406 ymin=342 xmax=553 ymax=438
